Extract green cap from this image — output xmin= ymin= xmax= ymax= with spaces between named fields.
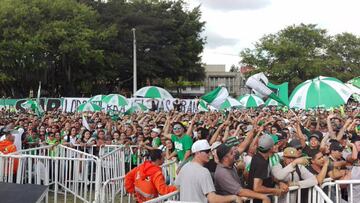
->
xmin=270 ymin=134 xmax=279 ymax=145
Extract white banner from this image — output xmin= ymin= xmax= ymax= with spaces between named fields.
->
xmin=62 ymin=97 xmax=200 ymax=113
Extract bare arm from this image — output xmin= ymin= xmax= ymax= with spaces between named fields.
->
xmin=209 ymin=124 xmax=225 ymax=145
xmin=237 ymin=128 xmax=256 ymax=154
xmin=238 ymin=188 xmax=270 ymax=202
xmin=163 ymin=118 xmax=172 ymax=140
xmin=316 ymin=158 xmax=329 ymax=185
xmin=207 ymin=192 xmax=239 ymax=203
xmin=336 ymin=118 xmax=352 ymax=141
xmin=253 ymin=178 xmax=282 ymax=195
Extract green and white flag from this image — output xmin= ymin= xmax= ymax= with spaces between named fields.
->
xmin=197 ymin=99 xmax=209 ymax=112
xmin=289 ymin=76 xmax=353 ymax=109
xmin=36 ymin=82 xmax=44 ymax=117
xmin=21 ymin=100 xmax=42 ymax=114
xmin=237 ymin=94 xmax=264 ymax=108
xmin=246 ymin=73 xmax=288 ymax=106
xmin=201 ymin=86 xmax=229 ymax=109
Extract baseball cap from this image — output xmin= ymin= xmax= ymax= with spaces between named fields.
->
xmin=191 ymin=140 xmax=211 ymax=153
xmin=283 ymin=147 xmax=301 ymax=158
xmin=329 ymin=141 xmax=343 ymax=152
xmin=211 ymin=141 xmax=222 ymax=151
xmin=225 ymin=136 xmax=240 ymax=147
xmin=258 ymin=134 xmax=275 ymax=152
xmin=270 ymin=134 xmax=279 ymax=145
xmin=352 ymin=135 xmax=360 ymax=143
xmin=309 ymin=134 xmax=320 ymax=141
xmin=151 ymin=128 xmax=161 ymax=134
xmin=288 ymin=139 xmax=303 ymax=150
xmin=216 ymin=143 xmax=233 ymax=161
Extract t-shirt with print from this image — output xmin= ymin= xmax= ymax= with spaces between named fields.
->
xmin=171 ymin=134 xmax=193 ymax=161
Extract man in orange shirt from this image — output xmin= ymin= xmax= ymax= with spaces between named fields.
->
xmin=0 ymin=130 xmax=18 ymax=175
xmin=0 ymin=130 xmax=17 ymax=154
xmin=125 ymin=149 xmax=177 ymax=203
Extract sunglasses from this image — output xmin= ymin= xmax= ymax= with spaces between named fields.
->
xmin=173 ymin=126 xmax=183 ymax=130
xmin=200 ymin=149 xmax=211 ymax=154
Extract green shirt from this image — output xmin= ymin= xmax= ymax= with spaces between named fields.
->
xmin=269 ymin=153 xmax=281 ymax=167
xmin=171 ymin=134 xmax=193 ymax=161
xmin=152 ymin=137 xmax=161 ymax=148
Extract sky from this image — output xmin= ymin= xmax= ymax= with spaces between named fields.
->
xmin=185 ymin=0 xmax=360 ymax=70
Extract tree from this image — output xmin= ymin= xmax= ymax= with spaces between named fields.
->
xmin=327 ymin=32 xmax=360 ymax=80
xmin=240 ymin=24 xmax=357 ymax=90
xmin=0 ymin=0 xmax=115 ymax=97
xmin=94 ymin=0 xmax=205 ymax=90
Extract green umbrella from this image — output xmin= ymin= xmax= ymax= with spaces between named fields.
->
xmin=77 ymin=102 xmax=101 ymax=112
xmin=348 ymin=76 xmax=360 ymax=88
xmin=289 ymin=76 xmax=353 ymax=109
xmin=134 ymin=86 xmax=173 ymax=99
xmin=219 ymin=97 xmax=242 ymax=110
xmin=237 ymin=94 xmax=264 ymax=108
xmin=89 ymin=95 xmax=105 ymax=102
xmin=124 ymin=103 xmax=148 ymax=115
xmin=265 ymin=98 xmax=283 ymax=106
xmin=102 ymin=94 xmax=128 ymax=107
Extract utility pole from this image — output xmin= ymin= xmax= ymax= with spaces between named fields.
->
xmin=132 ymin=28 xmax=137 ymax=95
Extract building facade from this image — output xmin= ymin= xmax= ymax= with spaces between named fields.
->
xmin=204 ymin=64 xmax=248 ymax=97
xmin=169 ymin=64 xmax=249 ymax=98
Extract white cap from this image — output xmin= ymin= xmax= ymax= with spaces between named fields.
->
xmin=152 ymin=128 xmax=161 ymax=134
xmin=191 ymin=140 xmax=211 ymax=153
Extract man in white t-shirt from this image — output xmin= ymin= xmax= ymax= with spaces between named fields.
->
xmin=175 ymin=140 xmax=241 ymax=203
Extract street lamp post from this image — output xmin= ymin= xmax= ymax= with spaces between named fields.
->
xmin=132 ymin=28 xmax=137 ymax=95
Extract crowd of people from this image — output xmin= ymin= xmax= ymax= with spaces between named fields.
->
xmin=1 ymin=101 xmax=360 ymax=202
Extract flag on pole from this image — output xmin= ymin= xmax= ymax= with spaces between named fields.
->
xmin=197 ymin=99 xmax=209 ymax=112
xmin=267 ymin=82 xmax=289 ymax=106
xmin=36 ymin=82 xmax=44 ymax=117
xmin=246 ymin=73 xmax=288 ymax=106
xmin=82 ymin=115 xmax=91 ymax=131
xmin=201 ymin=86 xmax=229 ymax=109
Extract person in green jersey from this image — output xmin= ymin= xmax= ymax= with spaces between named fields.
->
xmin=164 ymin=121 xmax=193 ymax=162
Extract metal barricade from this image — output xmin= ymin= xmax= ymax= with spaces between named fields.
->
xmin=0 ymin=145 xmax=101 ymax=203
xmin=322 ymin=179 xmax=360 ymax=203
xmin=144 ymin=191 xmax=180 ymax=203
xmin=101 ymin=158 xmax=178 ymax=203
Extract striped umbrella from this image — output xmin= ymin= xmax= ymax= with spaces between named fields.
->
xmin=289 ymin=76 xmax=353 ymax=109
xmin=102 ymin=94 xmax=128 ymax=107
xmin=265 ymin=98 xmax=283 ymax=106
xmin=88 ymin=95 xmax=105 ymax=102
xmin=237 ymin=94 xmax=264 ymax=108
xmin=219 ymin=97 xmax=242 ymax=110
xmin=348 ymin=76 xmax=360 ymax=88
xmin=134 ymin=86 xmax=173 ymax=99
xmin=77 ymin=102 xmax=101 ymax=112
xmin=124 ymin=103 xmax=148 ymax=115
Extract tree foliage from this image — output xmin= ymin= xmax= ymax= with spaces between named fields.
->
xmin=240 ymin=24 xmax=360 ymax=90
xmin=0 ymin=0 xmax=205 ymax=97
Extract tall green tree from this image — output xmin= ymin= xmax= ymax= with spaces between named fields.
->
xmin=94 ymin=0 xmax=205 ymax=91
xmin=240 ymin=24 xmax=358 ymax=90
xmin=0 ymin=0 xmax=115 ymax=97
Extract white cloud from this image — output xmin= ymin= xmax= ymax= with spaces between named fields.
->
xmin=197 ymin=0 xmax=271 ymax=11
xmin=187 ymin=0 xmax=360 ymax=70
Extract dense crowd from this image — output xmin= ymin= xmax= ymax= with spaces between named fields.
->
xmin=1 ymin=102 xmax=360 ymax=202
